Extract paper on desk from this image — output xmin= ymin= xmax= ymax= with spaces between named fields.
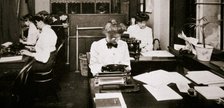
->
xmin=141 ymin=50 xmax=174 ymax=57
xmin=133 ymin=70 xmax=171 ymax=86
xmin=0 ymin=56 xmax=23 ymax=63
xmin=169 ymin=72 xmax=191 ymax=93
xmin=186 ymin=71 xmax=224 ymax=85
xmin=1 ymin=42 xmax=12 ymax=47
xmin=174 ymin=44 xmax=185 ymax=50
xmin=134 ymin=70 xmax=191 ymax=87
xmin=144 ymin=85 xmax=183 ymax=101
xmin=94 ymin=92 xmax=127 ymax=108
xmin=194 ymin=86 xmax=224 ymax=100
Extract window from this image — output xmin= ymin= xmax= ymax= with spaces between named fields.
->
xmin=196 ymin=0 xmax=224 ymax=50
xmin=50 ymin=0 xmax=123 ymax=14
xmin=170 ymin=0 xmax=223 ymax=50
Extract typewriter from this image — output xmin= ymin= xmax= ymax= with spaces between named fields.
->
xmin=121 ymin=37 xmax=141 ymax=60
xmin=94 ymin=64 xmax=140 ymax=93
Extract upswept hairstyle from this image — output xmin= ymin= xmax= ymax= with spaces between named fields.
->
xmin=20 ymin=14 xmax=34 ymax=22
xmin=135 ymin=12 xmax=149 ymax=22
xmin=103 ymin=19 xmax=126 ymax=35
xmin=32 ymin=15 xmax=53 ymax=25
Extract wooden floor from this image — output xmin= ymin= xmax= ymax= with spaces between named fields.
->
xmin=0 ymin=46 xmax=93 ymax=108
xmin=31 ymin=68 xmax=92 ymax=108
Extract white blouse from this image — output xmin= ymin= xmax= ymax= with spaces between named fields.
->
xmin=89 ymin=38 xmax=131 ymax=76
xmin=127 ymin=24 xmax=153 ymax=52
xmin=33 ymin=25 xmax=57 ymax=63
xmin=26 ymin=22 xmax=39 ymax=45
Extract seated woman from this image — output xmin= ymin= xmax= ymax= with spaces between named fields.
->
xmin=20 ymin=15 xmax=58 ymax=72
xmin=127 ymin=13 xmax=153 ymax=53
xmin=89 ymin=19 xmax=131 ymax=76
xmin=20 ymin=14 xmax=39 ymax=46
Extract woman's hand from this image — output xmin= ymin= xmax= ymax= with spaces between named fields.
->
xmin=20 ymin=49 xmax=33 ymax=57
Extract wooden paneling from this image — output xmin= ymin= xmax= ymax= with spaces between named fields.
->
xmin=69 ymin=37 xmax=104 ymax=71
xmin=68 ymin=14 xmax=127 ymax=71
xmin=68 ymin=14 xmax=127 ymax=36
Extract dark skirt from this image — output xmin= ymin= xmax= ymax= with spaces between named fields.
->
xmin=30 ymin=51 xmax=57 ymax=72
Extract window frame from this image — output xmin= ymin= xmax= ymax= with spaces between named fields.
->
xmin=195 ymin=0 xmax=224 ymax=50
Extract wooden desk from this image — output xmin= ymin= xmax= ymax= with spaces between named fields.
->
xmin=131 ymin=56 xmax=178 ymax=76
xmin=0 ymin=56 xmax=30 ymax=73
xmin=168 ymin=47 xmax=224 ymax=77
xmin=0 ymin=56 xmax=30 ymax=108
xmin=90 ymin=78 xmax=224 ymax=108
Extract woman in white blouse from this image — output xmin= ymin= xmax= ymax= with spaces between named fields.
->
xmin=127 ymin=13 xmax=153 ymax=53
xmin=89 ymin=19 xmax=131 ymax=76
xmin=20 ymin=14 xmax=39 ymax=46
xmin=20 ymin=15 xmax=57 ymax=71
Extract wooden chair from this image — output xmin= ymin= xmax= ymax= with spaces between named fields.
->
xmin=28 ymin=51 xmax=59 ymax=101
xmin=12 ymin=58 xmax=35 ymax=106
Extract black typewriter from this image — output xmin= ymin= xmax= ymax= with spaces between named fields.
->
xmin=121 ymin=37 xmax=141 ymax=60
xmin=0 ymin=42 xmax=24 ymax=57
xmin=94 ymin=64 xmax=140 ymax=93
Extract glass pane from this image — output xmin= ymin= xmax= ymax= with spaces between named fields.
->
xmin=51 ymin=3 xmax=66 ymax=14
xmin=196 ymin=0 xmax=222 ymax=49
xmin=111 ymin=0 xmax=121 ymax=13
xmin=82 ymin=3 xmax=95 ymax=14
xmin=68 ymin=3 xmax=80 ymax=14
xmin=96 ymin=3 xmax=109 ymax=14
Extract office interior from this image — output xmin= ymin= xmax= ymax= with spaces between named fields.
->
xmin=0 ymin=0 xmax=224 ymax=108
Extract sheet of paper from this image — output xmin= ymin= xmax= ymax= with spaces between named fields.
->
xmin=141 ymin=50 xmax=174 ymax=57
xmin=176 ymin=83 xmax=190 ymax=93
xmin=94 ymin=92 xmax=126 ymax=108
xmin=133 ymin=70 xmax=171 ymax=86
xmin=1 ymin=41 xmax=12 ymax=47
xmin=186 ymin=70 xmax=224 ymax=85
xmin=194 ymin=86 xmax=224 ymax=100
xmin=144 ymin=85 xmax=183 ymax=101
xmin=0 ymin=56 xmax=23 ymax=63
xmin=134 ymin=70 xmax=191 ymax=87
xmin=174 ymin=44 xmax=185 ymax=50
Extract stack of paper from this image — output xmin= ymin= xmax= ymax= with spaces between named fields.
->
xmin=144 ymin=85 xmax=183 ymax=101
xmin=185 ymin=71 xmax=224 ymax=86
xmin=134 ymin=70 xmax=192 ymax=101
xmin=94 ymin=92 xmax=126 ymax=108
xmin=194 ymin=86 xmax=224 ymax=100
xmin=141 ymin=50 xmax=174 ymax=57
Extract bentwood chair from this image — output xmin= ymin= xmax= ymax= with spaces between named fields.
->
xmin=28 ymin=51 xmax=59 ymax=101
xmin=12 ymin=58 xmax=35 ymax=107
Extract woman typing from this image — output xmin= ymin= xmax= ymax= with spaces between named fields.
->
xmin=20 ymin=15 xmax=57 ymax=71
xmin=89 ymin=19 xmax=131 ymax=76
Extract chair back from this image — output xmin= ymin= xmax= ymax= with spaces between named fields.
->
xmin=153 ymin=38 xmax=161 ymax=50
xmin=31 ymin=50 xmax=58 ymax=83
xmin=13 ymin=58 xmax=35 ymax=94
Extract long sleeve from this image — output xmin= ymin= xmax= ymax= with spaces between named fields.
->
xmin=26 ymin=23 xmax=39 ymax=45
xmin=89 ymin=39 xmax=131 ymax=76
xmin=121 ymin=42 xmax=131 ymax=70
xmin=33 ymin=25 xmax=57 ymax=63
xmin=89 ymin=42 xmax=103 ymax=76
